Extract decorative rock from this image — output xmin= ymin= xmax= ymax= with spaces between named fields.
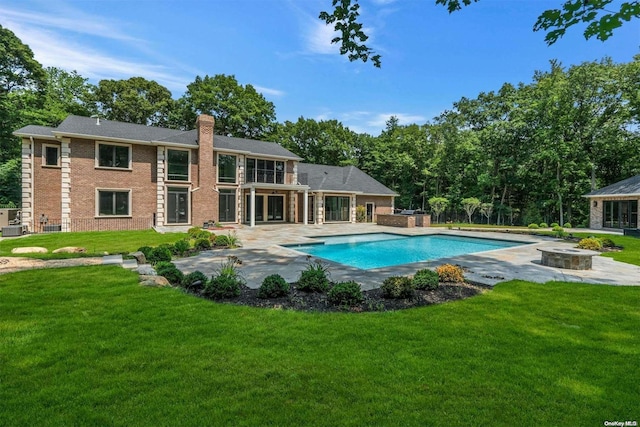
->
xmin=52 ymin=246 xmax=86 ymax=254
xmin=136 ymin=264 xmax=157 ymax=276
xmin=11 ymin=247 xmax=48 ymax=254
xmin=139 ymin=275 xmax=170 ymax=287
xmin=129 ymin=251 xmax=146 ymax=264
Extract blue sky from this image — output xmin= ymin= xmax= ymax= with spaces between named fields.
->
xmin=1 ymin=0 xmax=639 ymax=135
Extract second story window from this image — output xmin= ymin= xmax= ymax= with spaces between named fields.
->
xmin=246 ymin=158 xmax=285 ymax=184
xmin=97 ymin=143 xmax=130 ymax=169
xmin=218 ymin=154 xmax=237 ymax=183
xmin=167 ymin=149 xmax=189 ymax=181
xmin=43 ymin=144 xmax=60 ymax=167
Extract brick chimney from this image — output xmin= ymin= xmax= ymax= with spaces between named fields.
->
xmin=192 ymin=114 xmax=217 ymax=226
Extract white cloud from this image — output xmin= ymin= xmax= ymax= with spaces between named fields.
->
xmin=0 ymin=6 xmax=140 ymax=43
xmin=367 ymin=113 xmax=427 ymax=128
xmin=253 ymin=85 xmax=286 ymax=97
xmin=6 ymin=22 xmax=189 ymax=93
xmin=306 ymin=21 xmax=339 ymax=55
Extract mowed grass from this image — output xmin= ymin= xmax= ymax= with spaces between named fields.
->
xmin=1 ymin=266 xmax=638 ymax=426
xmin=0 ymin=229 xmax=188 ymax=259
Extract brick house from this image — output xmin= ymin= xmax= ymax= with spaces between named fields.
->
xmin=584 ymin=175 xmax=639 ymax=230
xmin=14 ymin=115 xmax=396 ymax=232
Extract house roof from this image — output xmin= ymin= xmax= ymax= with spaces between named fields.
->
xmin=297 ymin=163 xmax=397 ymax=196
xmin=13 ymin=125 xmax=57 ymax=139
xmin=585 ymin=175 xmax=640 ymax=197
xmin=14 ymin=115 xmax=301 ymax=159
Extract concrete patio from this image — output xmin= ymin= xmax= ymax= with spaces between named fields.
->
xmin=171 ymin=223 xmax=640 ymax=289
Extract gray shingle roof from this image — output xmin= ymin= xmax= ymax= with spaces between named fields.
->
xmin=297 ymin=163 xmax=397 ymax=195
xmin=215 ymin=134 xmax=301 ymax=160
xmin=13 ymin=125 xmax=56 ymax=138
xmin=585 ymin=175 xmax=640 ymax=197
xmin=14 ymin=115 xmax=301 ymax=159
xmin=55 ymin=115 xmax=188 ymax=144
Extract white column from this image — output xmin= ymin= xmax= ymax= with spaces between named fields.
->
xmin=60 ymin=138 xmax=71 ymax=231
xmin=156 ymin=147 xmax=165 ymax=226
xmin=303 ymin=189 xmax=308 ymax=225
xmin=250 ymin=187 xmax=256 ymax=227
xmin=351 ymin=194 xmax=357 ymax=223
xmin=316 ymin=192 xmax=323 ymax=225
xmin=21 ymin=139 xmax=33 ymax=231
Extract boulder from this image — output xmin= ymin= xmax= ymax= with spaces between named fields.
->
xmin=11 ymin=247 xmax=48 ymax=254
xmin=52 ymin=246 xmax=86 ymax=254
xmin=129 ymin=251 xmax=146 ymax=264
xmin=139 ymin=275 xmax=171 ymax=287
xmin=136 ymin=264 xmax=157 ymax=275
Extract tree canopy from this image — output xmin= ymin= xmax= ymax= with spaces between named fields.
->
xmin=319 ymin=0 xmax=639 ymax=67
xmin=1 ymin=25 xmax=638 ymax=229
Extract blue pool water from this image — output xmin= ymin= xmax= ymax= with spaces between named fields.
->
xmin=286 ymin=233 xmax=525 ymax=270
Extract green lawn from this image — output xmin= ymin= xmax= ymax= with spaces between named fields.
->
xmin=0 ymin=229 xmax=188 ymax=259
xmin=1 ymin=266 xmax=638 ymax=426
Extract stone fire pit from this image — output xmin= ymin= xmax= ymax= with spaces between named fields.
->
xmin=538 ymin=247 xmax=599 ymax=270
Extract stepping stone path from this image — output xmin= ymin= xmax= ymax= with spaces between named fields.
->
xmin=52 ymin=247 xmax=86 ymax=254
xmin=11 ymin=247 xmax=47 ymax=254
xmin=102 ymin=254 xmax=123 ymax=265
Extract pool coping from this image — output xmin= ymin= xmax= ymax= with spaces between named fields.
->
xmin=172 ymin=224 xmax=640 ymax=289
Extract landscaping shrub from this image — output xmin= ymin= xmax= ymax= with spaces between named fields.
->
xmin=181 ymin=270 xmax=208 ymax=291
xmin=599 ymin=237 xmax=616 ymax=248
xmin=381 ymin=276 xmax=415 ymax=299
xmin=172 ymin=239 xmax=190 ymax=256
xmin=187 ymin=227 xmax=201 ymax=238
xmin=550 ymin=222 xmax=559 ymax=228
xmin=297 ymin=261 xmax=330 ymax=293
xmin=577 ymin=237 xmax=602 ymax=251
xmin=258 ymin=274 xmax=290 ymax=298
xmin=528 ymin=223 xmax=539 ymax=229
xmin=435 ymin=264 xmax=465 ymax=282
xmin=355 ymin=205 xmax=366 ymax=223
xmin=328 ymin=281 xmax=363 ymax=306
xmin=539 ymin=222 xmax=548 ymax=228
xmin=204 ymin=274 xmax=242 ymax=299
xmin=137 ymin=246 xmax=153 ymax=259
xmin=563 ymin=222 xmax=572 ymax=228
xmin=148 ymin=246 xmax=172 ymax=264
xmin=226 ymin=232 xmax=241 ymax=248
xmin=194 ymin=238 xmax=211 ymax=251
xmin=208 ymin=232 xmax=217 ymax=243
xmin=154 ymin=261 xmax=184 ymax=285
xmin=552 ymin=225 xmax=563 ymax=232
xmin=214 ymin=234 xmax=230 ymax=247
xmin=412 ymin=269 xmax=439 ymax=290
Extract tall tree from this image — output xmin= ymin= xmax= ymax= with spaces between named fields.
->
xmin=270 ymin=117 xmax=358 ymax=166
xmin=178 ymin=74 xmax=276 ymax=139
xmin=94 ymin=77 xmax=174 ymax=126
xmin=21 ymin=67 xmax=97 ymax=127
xmin=0 ymin=24 xmax=46 ymax=164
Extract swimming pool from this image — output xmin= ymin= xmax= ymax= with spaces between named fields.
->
xmin=285 ymin=233 xmax=526 ymax=270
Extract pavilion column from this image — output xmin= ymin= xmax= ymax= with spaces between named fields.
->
xmin=303 ymin=189 xmax=308 ymax=225
xmin=250 ymin=187 xmax=256 ymax=227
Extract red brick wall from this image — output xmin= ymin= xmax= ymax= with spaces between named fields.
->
xmin=68 ymin=137 xmax=156 ymax=230
xmin=32 ymin=139 xmax=62 ymax=222
xmin=355 ymin=195 xmax=394 ymax=220
xmin=192 ymin=115 xmax=218 ymax=225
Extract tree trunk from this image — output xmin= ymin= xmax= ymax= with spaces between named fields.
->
xmin=557 ymin=161 xmax=564 ymax=226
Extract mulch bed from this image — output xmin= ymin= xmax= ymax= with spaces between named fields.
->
xmin=192 ymin=282 xmax=485 ymax=312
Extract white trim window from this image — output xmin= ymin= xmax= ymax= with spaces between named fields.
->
xmin=246 ymin=158 xmax=285 ymax=184
xmin=96 ymin=141 xmax=131 ymax=169
xmin=42 ymin=144 xmax=60 ymax=167
xmin=166 ymin=148 xmax=190 ymax=181
xmin=96 ymin=189 xmax=131 ymax=217
xmin=217 ymin=153 xmax=237 ymax=184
